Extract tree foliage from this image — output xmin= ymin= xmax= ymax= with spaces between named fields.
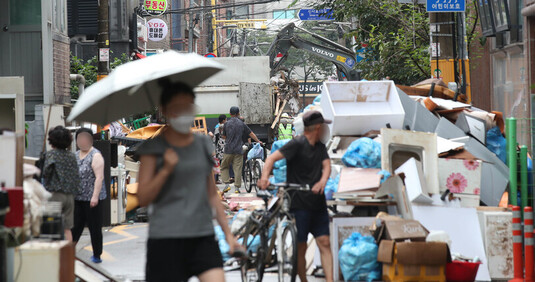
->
xmin=70 ymin=53 xmax=130 ymax=100
xmin=247 ymin=22 xmax=340 ymax=81
xmin=314 ymin=0 xmax=431 ymax=85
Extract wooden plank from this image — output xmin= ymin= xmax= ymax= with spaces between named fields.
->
xmin=338 ymin=168 xmax=381 ymax=193
xmin=271 ymin=100 xmax=287 ymax=129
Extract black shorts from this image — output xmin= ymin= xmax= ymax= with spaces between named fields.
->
xmin=292 ymin=209 xmax=330 ymax=243
xmin=146 ymin=235 xmax=223 ymax=282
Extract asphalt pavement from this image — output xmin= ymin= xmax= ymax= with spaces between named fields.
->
xmin=74 ymin=184 xmax=326 ymax=281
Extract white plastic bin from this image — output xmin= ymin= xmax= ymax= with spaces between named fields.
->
xmin=320 ymin=81 xmax=405 ymax=136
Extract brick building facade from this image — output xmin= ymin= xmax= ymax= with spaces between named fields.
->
xmin=53 ymin=38 xmax=72 ymax=104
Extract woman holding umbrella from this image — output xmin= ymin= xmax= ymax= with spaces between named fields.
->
xmin=137 ymin=81 xmax=240 ymax=282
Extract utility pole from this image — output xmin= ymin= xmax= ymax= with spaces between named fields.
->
xmin=212 ymin=0 xmax=218 ymax=56
xmin=97 ymin=0 xmax=110 ymax=81
xmin=188 ymin=0 xmax=194 ymax=52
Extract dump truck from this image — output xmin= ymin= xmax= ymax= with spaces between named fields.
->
xmin=195 ymin=56 xmax=273 ymax=141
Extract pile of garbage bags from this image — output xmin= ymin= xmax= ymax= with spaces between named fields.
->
xmin=342 ymin=138 xmax=382 ymax=168
xmin=339 ymin=232 xmax=381 ymax=282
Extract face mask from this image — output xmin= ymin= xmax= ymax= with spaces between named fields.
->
xmin=169 ymin=115 xmax=195 ymax=134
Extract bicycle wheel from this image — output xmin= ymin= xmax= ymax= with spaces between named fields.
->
xmin=278 ymin=222 xmax=298 ymax=282
xmin=243 ymin=161 xmax=253 ymax=193
xmin=241 ymin=230 xmax=267 ymax=282
xmin=251 ymin=160 xmax=262 ymax=192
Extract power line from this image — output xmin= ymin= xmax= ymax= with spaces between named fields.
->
xmin=163 ymin=0 xmax=280 ymax=15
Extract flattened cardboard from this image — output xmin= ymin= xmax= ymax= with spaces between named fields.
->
xmin=395 ymin=158 xmax=433 ymax=204
xmin=440 ymin=148 xmax=477 ymax=160
xmin=338 ymin=168 xmax=381 ymax=193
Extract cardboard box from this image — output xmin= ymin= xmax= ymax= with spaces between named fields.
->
xmin=438 ymin=158 xmax=482 ymax=195
xmin=378 ymin=241 xmax=450 ymax=282
xmin=375 ymin=219 xmax=429 ymax=242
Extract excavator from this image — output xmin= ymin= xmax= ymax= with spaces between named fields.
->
xmin=267 ymin=23 xmax=360 ymax=81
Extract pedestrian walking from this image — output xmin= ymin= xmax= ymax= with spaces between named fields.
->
xmin=214 ymin=114 xmax=227 ymax=183
xmin=221 ymin=106 xmax=263 ymax=193
xmin=42 ymin=126 xmax=80 ymax=242
xmin=258 ymin=111 xmax=334 ymax=282
xmin=71 ymin=128 xmax=106 ymax=264
xmin=137 ymin=81 xmax=241 ymax=282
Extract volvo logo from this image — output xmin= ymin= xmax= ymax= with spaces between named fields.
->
xmin=311 ymin=47 xmax=334 ymax=58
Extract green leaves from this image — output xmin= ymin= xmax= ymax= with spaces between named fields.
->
xmin=314 ymin=0 xmax=431 ymax=85
xmin=70 ymin=52 xmax=130 ymax=100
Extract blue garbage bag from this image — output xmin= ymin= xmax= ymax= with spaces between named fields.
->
xmin=272 ymin=139 xmax=291 ymax=152
xmin=486 ymin=127 xmax=506 ymax=164
xmin=377 ymin=170 xmax=391 ymax=184
xmin=338 ymin=232 xmax=381 ymax=282
xmin=247 ymin=143 xmax=264 ymax=160
xmin=341 ymin=138 xmax=382 ymax=168
xmin=313 ymin=94 xmax=322 ymax=104
xmin=272 ymin=166 xmax=287 ymax=184
xmin=214 ymin=226 xmax=231 ymax=262
xmin=238 ymin=225 xmax=276 ymax=253
xmin=271 ymin=139 xmax=290 ymax=169
xmin=325 ymin=175 xmax=340 ymax=200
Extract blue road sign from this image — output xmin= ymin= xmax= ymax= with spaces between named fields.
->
xmin=427 ymin=0 xmax=465 ymax=12
xmin=298 ymin=9 xmax=334 ymax=21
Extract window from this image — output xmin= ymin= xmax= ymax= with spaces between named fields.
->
xmin=10 ymin=0 xmax=41 ymax=25
xmin=489 ymin=0 xmax=510 ymax=32
xmin=491 ymin=50 xmax=527 ymax=119
xmin=235 ymin=6 xmax=248 ymax=19
xmin=273 ymin=10 xmax=296 ymax=20
xmin=509 ymin=0 xmax=523 ymax=43
xmin=476 ymin=0 xmax=496 ymax=37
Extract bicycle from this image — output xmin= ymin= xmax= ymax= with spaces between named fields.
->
xmin=243 ymin=143 xmax=266 ymax=193
xmin=235 ymin=183 xmax=309 ymax=282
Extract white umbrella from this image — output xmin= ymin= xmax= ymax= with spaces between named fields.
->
xmin=67 ymin=51 xmax=224 ymax=125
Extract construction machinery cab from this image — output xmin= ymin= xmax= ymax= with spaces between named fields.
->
xmin=267 ymin=23 xmax=360 ymax=81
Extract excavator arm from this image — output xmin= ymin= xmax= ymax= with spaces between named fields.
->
xmin=267 ymin=23 xmax=360 ymax=81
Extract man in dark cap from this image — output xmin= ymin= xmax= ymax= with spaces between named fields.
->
xmin=258 ymin=110 xmax=333 ymax=282
xmin=221 ymin=106 xmax=263 ymax=193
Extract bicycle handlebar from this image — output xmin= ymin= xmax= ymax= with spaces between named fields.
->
xmin=267 ymin=183 xmax=310 ymax=191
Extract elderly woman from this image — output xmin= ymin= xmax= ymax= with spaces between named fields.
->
xmin=43 ymin=126 xmax=80 ymax=242
xmin=71 ymin=128 xmax=106 ymax=264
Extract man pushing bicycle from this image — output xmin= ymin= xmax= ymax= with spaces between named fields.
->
xmin=258 ymin=111 xmax=333 ymax=282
